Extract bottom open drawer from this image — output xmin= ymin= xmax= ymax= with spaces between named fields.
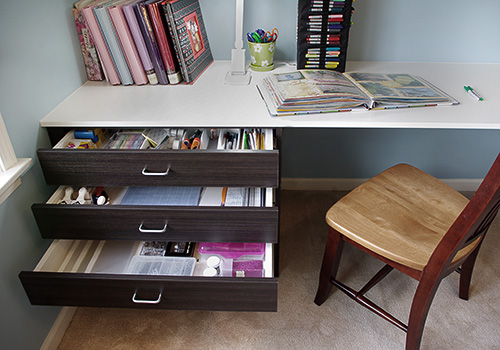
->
xmin=19 ymin=240 xmax=277 ymax=312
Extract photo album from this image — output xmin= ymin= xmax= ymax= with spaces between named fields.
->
xmin=258 ymin=70 xmax=458 ymax=116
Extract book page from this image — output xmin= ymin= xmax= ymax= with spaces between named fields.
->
xmin=271 ymin=70 xmax=368 ymax=101
xmin=344 ymin=72 xmax=457 ymax=107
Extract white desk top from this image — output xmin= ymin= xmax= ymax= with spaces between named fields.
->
xmin=40 ymin=61 xmax=500 ymax=129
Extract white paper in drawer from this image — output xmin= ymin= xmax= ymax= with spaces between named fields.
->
xmin=126 ymin=256 xmax=196 ymax=276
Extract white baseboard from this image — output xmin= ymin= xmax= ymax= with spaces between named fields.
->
xmin=41 ymin=307 xmax=76 ymax=350
xmin=281 ymin=177 xmax=483 ymax=192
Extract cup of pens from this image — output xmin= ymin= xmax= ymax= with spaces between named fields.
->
xmin=247 ymin=28 xmax=278 ymax=71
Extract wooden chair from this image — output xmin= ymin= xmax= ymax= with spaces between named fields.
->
xmin=314 ymin=153 xmax=500 ymax=350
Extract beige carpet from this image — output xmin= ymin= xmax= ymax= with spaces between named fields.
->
xmin=57 ymin=190 xmax=500 ymax=350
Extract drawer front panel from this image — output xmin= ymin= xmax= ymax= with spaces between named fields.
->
xmin=32 ymin=204 xmax=279 ymax=243
xmin=19 ymin=272 xmax=278 ymax=312
xmin=37 ymin=149 xmax=279 ymax=187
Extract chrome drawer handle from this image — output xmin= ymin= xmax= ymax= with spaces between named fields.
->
xmin=138 ymin=223 xmax=168 ymax=233
xmin=132 ymin=292 xmax=162 ymax=304
xmin=141 ymin=166 xmax=170 ymax=176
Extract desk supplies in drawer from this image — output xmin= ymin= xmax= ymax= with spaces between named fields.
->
xmin=38 ymin=128 xmax=278 ymax=187
xmin=19 ymin=240 xmax=277 ymax=312
xmin=32 ymin=186 xmax=278 ymax=242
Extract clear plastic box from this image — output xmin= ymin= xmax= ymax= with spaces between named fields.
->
xmin=126 ymin=255 xmax=196 ymax=276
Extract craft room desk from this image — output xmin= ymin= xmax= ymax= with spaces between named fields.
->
xmin=21 ymin=60 xmax=499 ymax=313
xmin=40 ymin=60 xmax=500 ymax=130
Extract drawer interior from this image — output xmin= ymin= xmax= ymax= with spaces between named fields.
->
xmin=45 ymin=185 xmax=275 ymax=208
xmin=52 ymin=128 xmax=275 ymax=151
xmin=35 ymin=240 xmax=274 ymax=278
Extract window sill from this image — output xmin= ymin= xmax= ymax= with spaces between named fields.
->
xmin=0 ymin=158 xmax=32 ymax=205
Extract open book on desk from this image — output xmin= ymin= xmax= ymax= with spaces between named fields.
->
xmin=258 ymin=70 xmax=459 ymax=116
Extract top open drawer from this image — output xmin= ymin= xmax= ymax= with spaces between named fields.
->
xmin=38 ymin=128 xmax=279 ymax=187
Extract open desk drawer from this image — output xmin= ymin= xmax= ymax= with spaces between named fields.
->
xmin=38 ymin=149 xmax=279 ymax=187
xmin=38 ymin=128 xmax=279 ymax=188
xmin=19 ymin=240 xmax=277 ymax=311
xmin=32 ymin=187 xmax=278 ymax=242
xmin=32 ymin=205 xmax=278 ymax=242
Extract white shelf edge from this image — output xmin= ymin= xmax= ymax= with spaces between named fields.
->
xmin=38 ymin=61 xmax=500 ymax=130
xmin=0 ymin=158 xmax=32 ymax=205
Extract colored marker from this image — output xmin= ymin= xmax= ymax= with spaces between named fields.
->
xmin=464 ymin=86 xmax=483 ymax=101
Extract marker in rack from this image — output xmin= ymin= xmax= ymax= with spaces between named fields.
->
xmin=308 ymin=16 xmax=343 ymax=22
xmin=306 ymin=50 xmax=340 ymax=55
xmin=307 ymin=59 xmax=340 ymax=64
xmin=308 ymin=47 xmax=341 ymax=51
xmin=308 ymin=34 xmax=339 ymax=38
xmin=310 ymin=7 xmax=342 ymax=12
xmin=308 ymin=27 xmax=342 ymax=32
xmin=305 ymin=64 xmax=339 ymax=68
xmin=307 ymin=38 xmax=340 ymax=43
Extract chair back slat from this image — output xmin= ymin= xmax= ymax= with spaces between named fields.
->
xmin=427 ymin=153 xmax=500 ymax=275
xmin=465 ymin=199 xmax=500 ymax=244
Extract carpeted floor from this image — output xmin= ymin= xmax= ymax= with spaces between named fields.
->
xmin=57 ymin=190 xmax=500 ymax=350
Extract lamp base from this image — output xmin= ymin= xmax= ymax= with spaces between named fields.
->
xmin=225 ymin=70 xmax=252 ymax=85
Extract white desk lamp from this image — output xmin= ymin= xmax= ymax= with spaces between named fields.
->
xmin=225 ymin=0 xmax=251 ymax=85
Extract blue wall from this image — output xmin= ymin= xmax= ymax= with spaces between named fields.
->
xmin=0 ymin=1 xmax=85 ymax=349
xmin=202 ymin=0 xmax=500 ymax=63
xmin=202 ymin=0 xmax=500 ymax=179
xmin=0 ymin=0 xmax=499 ymax=348
xmin=348 ymin=0 xmax=500 ymax=63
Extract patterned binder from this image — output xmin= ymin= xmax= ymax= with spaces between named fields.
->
xmin=162 ymin=0 xmax=213 ymax=84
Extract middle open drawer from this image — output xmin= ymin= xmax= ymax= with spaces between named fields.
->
xmin=32 ymin=186 xmax=278 ymax=242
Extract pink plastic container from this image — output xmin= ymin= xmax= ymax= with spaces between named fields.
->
xmin=198 ymin=242 xmax=265 ymax=259
xmin=232 ymin=259 xmax=263 ymax=278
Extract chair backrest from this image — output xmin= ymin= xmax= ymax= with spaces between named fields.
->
xmin=428 ymin=152 xmax=500 ymax=276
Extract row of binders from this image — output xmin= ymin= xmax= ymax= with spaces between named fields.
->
xmin=73 ymin=0 xmax=213 ymax=85
xmin=297 ymin=0 xmax=354 ymax=72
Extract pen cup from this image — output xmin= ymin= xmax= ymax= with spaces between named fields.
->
xmin=248 ymin=41 xmax=276 ymax=72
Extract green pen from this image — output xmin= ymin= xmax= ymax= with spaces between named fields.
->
xmin=464 ymin=85 xmax=483 ymax=101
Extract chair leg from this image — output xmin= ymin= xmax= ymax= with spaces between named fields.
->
xmin=459 ymin=243 xmax=482 ymax=300
xmin=406 ymin=277 xmax=443 ymax=350
xmin=314 ymin=227 xmax=345 ymax=306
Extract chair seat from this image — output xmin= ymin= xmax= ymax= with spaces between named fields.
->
xmin=326 ymin=164 xmax=474 ymax=271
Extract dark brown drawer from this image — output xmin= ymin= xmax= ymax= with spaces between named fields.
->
xmin=37 ymin=149 xmax=279 ymax=187
xmin=19 ymin=240 xmax=277 ymax=311
xmin=19 ymin=272 xmax=277 ymax=311
xmin=32 ymin=204 xmax=279 ymax=243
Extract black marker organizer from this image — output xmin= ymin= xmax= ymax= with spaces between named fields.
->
xmin=297 ymin=0 xmax=354 ymax=72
